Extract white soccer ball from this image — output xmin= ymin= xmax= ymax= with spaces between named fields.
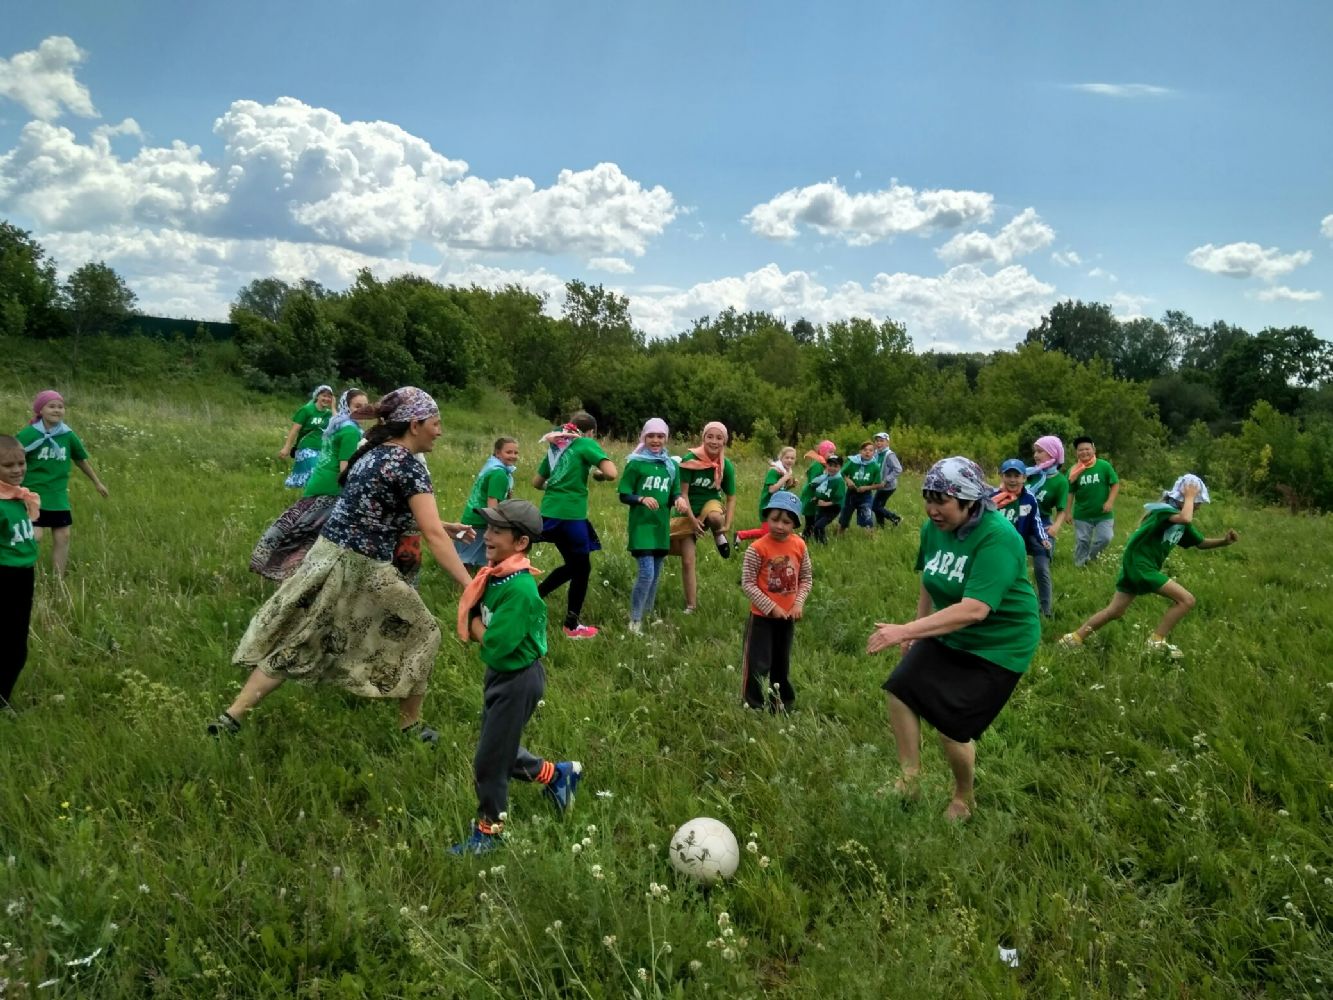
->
xmin=668 ymin=817 xmax=739 ymax=884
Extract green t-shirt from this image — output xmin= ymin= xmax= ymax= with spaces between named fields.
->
xmin=680 ymin=451 xmax=735 ymax=514
xmin=915 ymin=511 xmax=1040 ymax=674
xmin=460 ymin=465 xmax=513 ymax=527
xmin=536 ymin=437 xmax=608 ymax=521
xmin=1027 ymin=471 xmax=1069 ymax=523
xmin=16 ymin=425 xmax=89 ymax=512
xmin=292 ymin=402 xmax=332 ymax=452
xmin=758 ymin=467 xmax=792 ymax=518
xmin=845 ymin=458 xmax=880 ymax=491
xmin=812 ymin=473 xmax=846 ymax=508
xmin=302 ymin=424 xmax=363 ymax=498
xmin=619 ymin=457 xmax=678 ymax=552
xmin=0 ymin=498 xmax=38 ymax=568
xmin=479 ymin=569 xmax=547 ymax=672
xmin=1070 ymin=459 xmax=1118 ymax=523
xmin=799 ymin=460 xmax=825 ymax=515
xmin=1116 ymin=507 xmax=1204 ymax=595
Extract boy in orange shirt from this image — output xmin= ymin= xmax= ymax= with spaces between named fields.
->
xmin=739 ymin=491 xmax=813 ymax=712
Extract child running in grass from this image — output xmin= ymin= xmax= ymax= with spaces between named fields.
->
xmin=1060 ymin=475 xmax=1239 ymax=658
xmin=0 ymin=436 xmax=40 ymax=711
xmin=739 ymin=491 xmax=812 ymax=712
xmin=533 ymin=413 xmax=617 ymax=639
xmin=456 ymin=437 xmax=520 ymax=569
xmin=870 ymin=432 xmax=904 ymax=528
xmin=1067 ymin=435 xmax=1119 ymax=567
xmin=16 ymin=390 xmax=109 ymax=577
xmin=803 ymin=454 xmax=844 ymax=544
xmin=838 ymin=440 xmax=883 ymax=534
xmin=738 ymin=446 xmax=798 ymax=542
xmin=1025 ymin=435 xmax=1069 ymax=617
xmin=280 ymin=385 xmax=335 ymax=489
xmin=993 ymin=459 xmax=1051 ymax=614
xmin=618 ymin=418 xmax=681 ymax=634
xmin=452 ymin=499 xmax=581 ymax=855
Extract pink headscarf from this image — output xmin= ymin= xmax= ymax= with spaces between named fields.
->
xmin=679 ymin=421 xmax=728 ymax=484
xmin=637 ymin=417 xmax=669 ymax=450
xmin=1033 ymin=435 xmax=1065 ymax=468
xmin=31 ymin=390 xmax=63 ymax=422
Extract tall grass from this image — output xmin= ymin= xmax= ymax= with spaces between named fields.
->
xmin=0 ymin=354 xmax=1329 ymax=997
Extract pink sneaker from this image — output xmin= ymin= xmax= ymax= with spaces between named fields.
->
xmin=563 ymin=625 xmax=599 ymax=639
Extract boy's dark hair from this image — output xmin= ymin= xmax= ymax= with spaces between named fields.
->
xmin=497 ymin=525 xmax=536 ymax=551
xmin=826 ymin=454 xmax=843 ymax=465
xmin=768 ymin=509 xmax=799 ymax=527
xmin=493 ymin=436 xmax=517 ymax=452
xmin=0 ymin=435 xmax=22 ymax=458
xmin=569 ymin=410 xmax=597 ymax=433
xmin=1073 ymin=435 xmax=1094 ymax=448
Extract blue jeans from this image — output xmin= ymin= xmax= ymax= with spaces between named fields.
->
xmin=629 ymin=553 xmax=664 ymax=623
xmin=871 ymin=488 xmax=901 ymax=526
xmin=1074 ymin=518 xmax=1113 ymax=567
xmin=838 ymin=490 xmax=874 ymax=529
xmin=805 ymin=508 xmax=837 ymax=544
xmin=1030 ymin=545 xmax=1053 ymax=616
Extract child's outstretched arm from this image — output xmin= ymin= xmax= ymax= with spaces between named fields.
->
xmin=74 ymin=458 xmax=109 ymax=497
xmin=278 ymin=422 xmax=300 ymax=458
xmin=1198 ymin=529 xmax=1239 ymax=550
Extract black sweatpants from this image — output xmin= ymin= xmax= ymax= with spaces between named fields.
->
xmin=538 ymin=551 xmax=591 ymax=629
xmin=0 ymin=565 xmax=36 ymax=706
xmin=740 ymin=614 xmax=796 ymax=711
xmin=474 ymin=662 xmax=549 ymax=824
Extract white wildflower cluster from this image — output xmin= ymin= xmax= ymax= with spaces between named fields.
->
xmin=646 ymin=881 xmax=671 ymax=903
xmin=703 ymin=911 xmax=748 ymax=961
xmin=1191 ymin=732 xmax=1208 ymax=749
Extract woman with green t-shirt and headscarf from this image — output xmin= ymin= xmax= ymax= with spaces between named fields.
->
xmin=866 ymin=456 xmax=1040 ymax=822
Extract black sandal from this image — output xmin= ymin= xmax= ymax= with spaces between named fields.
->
xmin=207 ymin=712 xmax=241 ymax=737
xmin=401 ymin=720 xmax=440 ymax=747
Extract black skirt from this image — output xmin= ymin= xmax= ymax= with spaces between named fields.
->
xmin=882 ymin=637 xmax=1021 ymax=743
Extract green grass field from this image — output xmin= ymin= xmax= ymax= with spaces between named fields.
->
xmin=1 ymin=362 xmax=1330 ymax=998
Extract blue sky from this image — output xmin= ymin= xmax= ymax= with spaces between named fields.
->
xmin=1 ymin=1 xmax=1328 ymax=349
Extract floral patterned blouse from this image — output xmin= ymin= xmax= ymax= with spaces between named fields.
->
xmin=322 ymin=444 xmax=432 ymax=561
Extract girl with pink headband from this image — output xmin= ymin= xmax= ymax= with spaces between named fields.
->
xmin=1025 ymin=434 xmax=1069 ymax=617
xmin=618 ymin=417 xmax=683 ymax=633
xmin=15 ymin=390 xmax=109 ymax=577
xmin=669 ymin=421 xmax=736 ymax=613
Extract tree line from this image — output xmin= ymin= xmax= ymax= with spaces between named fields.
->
xmin=4 ymin=218 xmax=1331 ymax=508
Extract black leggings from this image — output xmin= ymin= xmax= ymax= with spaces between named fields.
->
xmin=538 ymin=551 xmax=591 ymax=629
xmin=0 ymin=565 xmax=35 ymax=706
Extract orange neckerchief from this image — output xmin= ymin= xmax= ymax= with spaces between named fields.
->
xmin=991 ymin=487 xmax=1022 ymax=508
xmin=679 ymin=445 xmax=725 ymax=488
xmin=0 ymin=482 xmax=40 ymax=521
xmin=456 ymin=554 xmax=541 ymax=641
xmin=802 ymin=449 xmax=828 ymax=470
xmin=1067 ymin=458 xmax=1094 ymax=483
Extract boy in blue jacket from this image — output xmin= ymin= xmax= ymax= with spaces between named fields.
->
xmin=994 ymin=459 xmax=1052 ymax=615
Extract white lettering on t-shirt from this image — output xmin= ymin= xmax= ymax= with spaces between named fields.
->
xmin=9 ymin=520 xmax=34 ymax=546
xmin=923 ymin=550 xmax=969 ymax=584
xmin=37 ymin=445 xmax=68 ymax=462
xmin=947 ymin=555 xmax=969 ymax=583
xmin=643 ymin=474 xmax=670 ymax=493
xmin=1164 ymin=524 xmax=1185 ymax=547
xmin=1080 ymin=473 xmax=1101 ymax=486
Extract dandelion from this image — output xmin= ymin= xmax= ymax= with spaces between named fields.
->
xmin=537 ymin=699 xmax=546 ymax=709
xmin=399 ymin=906 xmax=410 ymax=917
xmin=586 ymin=824 xmax=598 ymax=836
xmin=717 ymin=911 xmax=731 ymax=928
xmin=637 ymin=968 xmax=648 ymax=982
xmin=419 ymin=905 xmax=428 ymax=914
xmin=590 ymin=864 xmax=605 ymax=880
xmin=1304 ymin=864 xmax=1317 ymax=876
xmin=571 ymin=843 xmax=583 ymax=855
xmin=5 ymin=901 xmax=21 ymax=916
xmin=721 ymin=947 xmax=737 ymax=961
xmin=648 ymin=843 xmax=657 ymax=853
xmin=759 ymin=856 xmax=771 ymax=869
xmin=746 ymin=841 xmax=758 ymax=854
xmin=603 ymin=934 xmax=617 ymax=949
xmin=581 ymin=837 xmax=592 ymax=848
xmin=689 ymin=960 xmax=703 ymax=972
xmin=662 ymin=942 xmax=672 ymax=954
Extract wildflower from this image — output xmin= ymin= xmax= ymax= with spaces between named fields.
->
xmin=596 ymin=790 xmax=614 ymax=799
xmin=108 ymin=922 xmax=119 ymax=933
xmin=137 ymin=884 xmax=149 ymax=894
xmin=399 ymin=906 xmax=410 ymax=917
xmin=637 ymin=968 xmax=648 ymax=982
xmin=759 ymin=856 xmax=771 ymax=869
xmin=648 ymin=843 xmax=657 ymax=853
xmin=5 ymin=901 xmax=21 ymax=916
xmin=1304 ymin=864 xmax=1317 ymax=876
xmin=746 ymin=841 xmax=758 ymax=854
xmin=721 ymin=947 xmax=737 ymax=961
xmin=662 ymin=942 xmax=672 ymax=954
xmin=419 ymin=905 xmax=428 ymax=914
xmin=1278 ymin=809 xmax=1290 ymax=817
xmin=590 ymin=864 xmax=605 ymax=880
xmin=717 ymin=911 xmax=731 ymax=928
xmin=581 ymin=837 xmax=592 ymax=848
xmin=537 ymin=699 xmax=546 ymax=709
xmin=488 ymin=865 xmax=505 ymax=876
xmin=331 ymin=866 xmax=343 ymax=880
xmin=689 ymin=960 xmax=703 ymax=972
xmin=586 ymin=824 xmax=598 ymax=836
xmin=571 ymin=843 xmax=583 ymax=855
xmin=603 ymin=935 xmax=617 ymax=949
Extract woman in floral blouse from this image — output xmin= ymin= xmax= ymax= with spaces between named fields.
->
xmin=210 ymin=387 xmax=474 ymax=743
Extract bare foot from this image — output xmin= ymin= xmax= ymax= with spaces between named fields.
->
xmin=943 ymin=798 xmax=973 ymax=822
xmin=893 ymin=773 xmax=922 ymax=800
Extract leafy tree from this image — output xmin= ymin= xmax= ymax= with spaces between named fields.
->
xmin=1114 ymin=317 xmax=1178 ymax=381
xmin=815 ymin=317 xmax=915 ymax=424
xmin=62 ymin=261 xmax=137 ymax=371
xmin=1023 ymin=299 xmax=1119 ymax=365
xmin=1179 ymin=318 xmax=1249 ymax=373
xmin=1216 ymin=326 xmax=1333 ymax=418
xmin=0 ymin=221 xmax=62 ymax=338
xmin=1014 ymin=412 xmax=1084 ymax=463
xmin=975 ymin=343 xmax=1081 ymax=429
xmin=1148 ymin=373 xmax=1222 ymax=439
xmin=790 ymin=317 xmax=817 ymax=346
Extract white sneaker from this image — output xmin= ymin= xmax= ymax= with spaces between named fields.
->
xmin=1145 ymin=637 xmax=1183 ymax=660
xmin=627 ymin=620 xmax=643 ymax=635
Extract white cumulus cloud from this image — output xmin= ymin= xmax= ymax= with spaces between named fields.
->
xmin=588 ymin=256 xmax=634 ymax=274
xmin=1322 ymin=213 xmax=1333 ymax=240
xmin=744 ymin=179 xmax=993 ymax=245
xmin=1087 ymin=267 xmax=1117 ymax=282
xmin=627 ymin=262 xmax=1054 ymax=349
xmin=1185 ymin=241 xmax=1312 ymax=281
xmin=936 ymin=207 xmax=1054 ymax=266
xmin=1050 ymin=249 xmax=1082 ymax=268
xmin=1069 ymin=83 xmax=1172 ymax=98
xmin=0 ymin=95 xmax=678 ymax=260
xmin=1255 ymin=285 xmax=1322 ymax=303
xmin=0 ymin=36 xmax=97 ymax=120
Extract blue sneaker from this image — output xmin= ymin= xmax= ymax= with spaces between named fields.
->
xmin=543 ymin=761 xmax=583 ymax=815
xmin=449 ymin=825 xmax=501 ymax=856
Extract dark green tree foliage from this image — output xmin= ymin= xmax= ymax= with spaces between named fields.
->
xmin=0 ymin=221 xmax=63 ymax=338
xmin=1014 ymin=412 xmax=1084 ymax=463
xmin=814 ymin=317 xmax=916 ymax=424
xmin=1149 ymin=373 xmax=1223 ymax=439
xmin=1024 ymin=299 xmax=1120 ymax=365
xmin=1114 ymin=316 xmax=1179 ymax=381
xmin=63 ymin=261 xmax=137 ymax=337
xmin=1216 ymin=326 xmax=1333 ymax=419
